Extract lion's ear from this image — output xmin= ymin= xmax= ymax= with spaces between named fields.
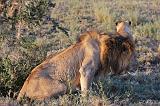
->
xmin=115 ymin=21 xmax=122 ymax=26
xmin=115 ymin=22 xmax=118 ymax=26
xmin=125 ymin=20 xmax=131 ymax=26
xmin=129 ymin=21 xmax=131 ymax=26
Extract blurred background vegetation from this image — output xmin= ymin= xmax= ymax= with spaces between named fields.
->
xmin=0 ymin=0 xmax=160 ymax=105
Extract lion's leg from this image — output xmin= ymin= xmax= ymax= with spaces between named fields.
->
xmin=40 ymin=79 xmax=67 ymax=99
xmin=80 ymin=69 xmax=93 ymax=96
xmin=79 ymin=61 xmax=96 ymax=96
xmin=26 ymin=77 xmax=67 ymax=100
xmin=79 ymin=42 xmax=100 ymax=96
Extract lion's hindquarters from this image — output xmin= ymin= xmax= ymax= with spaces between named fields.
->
xmin=32 ymin=78 xmax=67 ymax=99
xmin=17 ymin=43 xmax=84 ymax=100
xmin=17 ymin=75 xmax=67 ymax=100
xmin=17 ymin=79 xmax=28 ymax=101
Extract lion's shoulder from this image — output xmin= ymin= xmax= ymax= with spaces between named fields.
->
xmin=77 ymin=31 xmax=100 ymax=42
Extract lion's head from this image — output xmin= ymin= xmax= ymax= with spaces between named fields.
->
xmin=104 ymin=20 xmax=134 ymax=75
xmin=115 ymin=20 xmax=134 ymax=40
xmin=78 ymin=21 xmax=135 ymax=75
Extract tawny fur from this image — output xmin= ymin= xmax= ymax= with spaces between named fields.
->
xmin=17 ymin=21 xmax=135 ymax=100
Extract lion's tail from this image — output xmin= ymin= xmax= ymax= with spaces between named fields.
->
xmin=17 ymin=80 xmax=28 ymax=101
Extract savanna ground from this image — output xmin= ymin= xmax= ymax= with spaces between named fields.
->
xmin=0 ymin=0 xmax=160 ymax=105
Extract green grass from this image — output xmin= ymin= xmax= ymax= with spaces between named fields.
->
xmin=0 ymin=0 xmax=160 ymax=105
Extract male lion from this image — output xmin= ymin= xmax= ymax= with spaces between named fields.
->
xmin=17 ymin=21 xmax=134 ymax=100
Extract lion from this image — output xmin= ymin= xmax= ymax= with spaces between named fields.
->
xmin=17 ymin=21 xmax=134 ymax=101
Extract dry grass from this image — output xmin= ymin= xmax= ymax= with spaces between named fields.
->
xmin=0 ymin=0 xmax=160 ymax=105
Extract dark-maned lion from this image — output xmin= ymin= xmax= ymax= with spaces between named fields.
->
xmin=17 ymin=21 xmax=135 ymax=100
